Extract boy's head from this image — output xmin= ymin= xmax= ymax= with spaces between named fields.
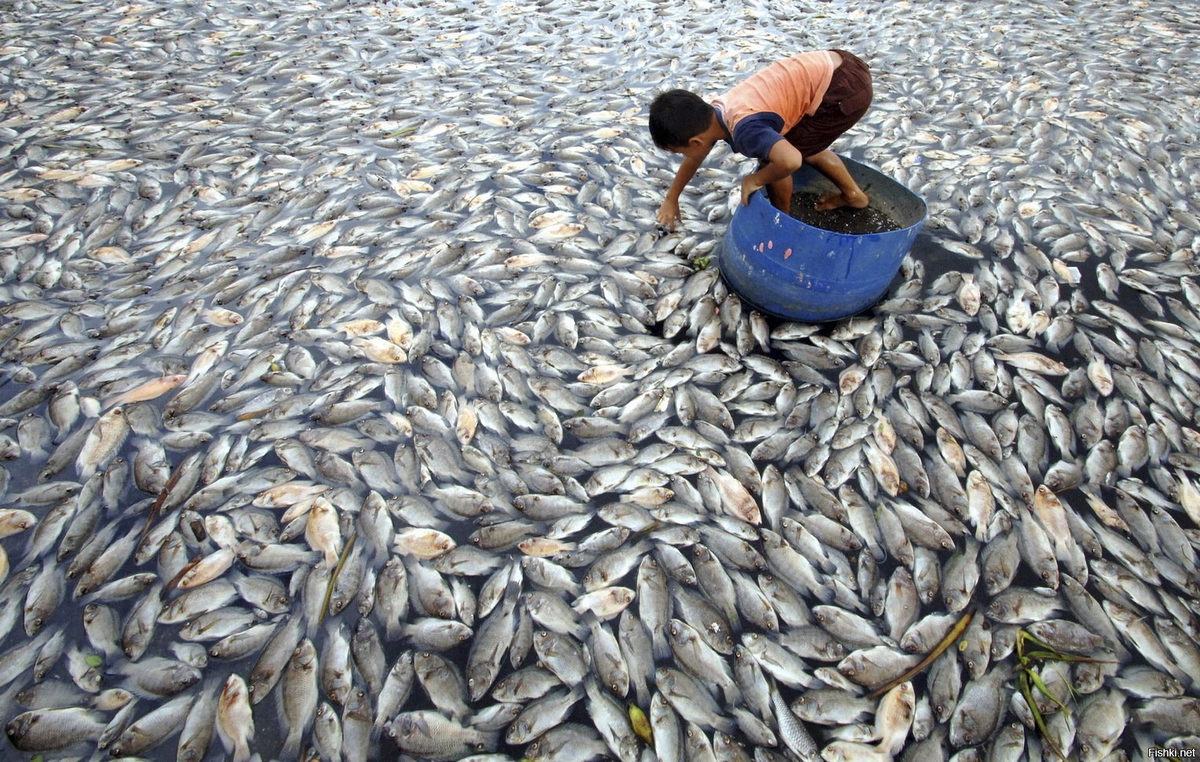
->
xmin=649 ymin=89 xmax=714 ymax=151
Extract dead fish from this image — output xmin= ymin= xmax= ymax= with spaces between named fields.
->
xmin=216 ymin=675 xmax=254 ymax=762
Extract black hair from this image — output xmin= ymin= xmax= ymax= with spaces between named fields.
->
xmin=648 ymin=89 xmax=714 ymax=150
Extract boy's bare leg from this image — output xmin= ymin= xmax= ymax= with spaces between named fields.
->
xmin=805 ymin=150 xmax=869 ymax=210
xmin=766 ymin=172 xmax=793 ymax=214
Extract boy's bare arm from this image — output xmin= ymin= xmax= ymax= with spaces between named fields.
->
xmin=739 ymin=140 xmax=804 ymax=205
xmin=656 ymin=154 xmax=704 ymax=230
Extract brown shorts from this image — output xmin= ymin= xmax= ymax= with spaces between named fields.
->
xmin=784 ymin=50 xmax=872 ymax=157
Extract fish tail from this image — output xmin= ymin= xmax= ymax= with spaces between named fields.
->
xmin=280 ymin=730 xmax=301 ymax=760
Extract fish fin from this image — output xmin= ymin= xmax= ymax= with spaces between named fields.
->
xmin=279 ymin=730 xmax=301 ymax=761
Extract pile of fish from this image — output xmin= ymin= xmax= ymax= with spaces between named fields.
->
xmin=0 ymin=0 xmax=1198 ymax=759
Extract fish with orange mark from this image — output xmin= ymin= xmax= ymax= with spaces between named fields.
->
xmin=528 ymin=210 xmax=572 ymax=229
xmin=874 ymin=681 xmax=916 ymax=755
xmin=353 ymin=336 xmax=407 ymax=364
xmin=177 ymin=547 xmax=236 ymax=590
xmin=578 ymin=365 xmax=634 ymax=385
xmin=1176 ymin=471 xmax=1200 ymax=527
xmin=216 ymin=675 xmax=254 ymax=762
xmin=0 ymin=508 xmax=36 ymax=538
xmin=493 ymin=327 xmax=530 ymax=345
xmin=1082 ymin=488 xmax=1130 ymax=533
xmin=965 ymin=471 xmax=995 ymax=541
xmin=306 ymin=497 xmax=342 ymax=566
xmin=626 ymin=486 xmax=674 ymax=506
xmin=703 ymin=466 xmax=761 ymax=525
xmin=517 ymin=537 xmax=575 ymax=557
xmin=296 ymin=219 xmax=338 ymax=243
xmin=956 ymin=274 xmax=981 ymax=316
xmin=993 ymin=351 xmax=1069 ymax=376
xmin=89 ymin=246 xmax=132 ymax=264
xmin=571 ymin=586 xmax=635 ymax=620
xmin=201 ymin=308 xmax=243 ymax=327
xmin=386 ymin=315 xmax=413 ymax=348
xmin=838 ymin=364 xmax=867 ymax=395
xmin=183 ymin=228 xmax=219 ymax=255
xmin=393 ymin=528 xmax=456 ymax=559
xmin=1032 ymin=484 xmax=1083 ymax=573
xmin=504 ymin=252 xmax=557 ymax=268
xmin=455 ymin=405 xmax=477 ymax=446
xmin=105 ymin=374 xmax=188 ymax=409
xmin=338 ymin=318 xmax=385 ymax=337
xmin=864 ymin=440 xmax=902 ymax=497
xmin=252 ymin=482 xmax=329 ymax=509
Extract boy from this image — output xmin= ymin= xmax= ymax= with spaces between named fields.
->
xmin=649 ymin=49 xmax=873 ymax=231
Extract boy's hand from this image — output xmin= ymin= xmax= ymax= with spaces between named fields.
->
xmin=656 ymin=197 xmax=682 ymax=231
xmin=740 ymin=177 xmax=764 ymax=206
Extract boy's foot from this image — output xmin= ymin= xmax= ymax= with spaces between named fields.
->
xmin=815 ymin=190 xmax=869 ymax=211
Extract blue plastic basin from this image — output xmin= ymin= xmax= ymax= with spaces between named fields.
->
xmin=719 ymin=156 xmax=927 ymax=322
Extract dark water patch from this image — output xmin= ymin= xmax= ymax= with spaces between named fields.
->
xmin=905 ymin=233 xmax=973 ymax=284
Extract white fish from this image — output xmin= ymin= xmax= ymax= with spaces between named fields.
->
xmin=75 ymin=406 xmax=129 ymax=478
